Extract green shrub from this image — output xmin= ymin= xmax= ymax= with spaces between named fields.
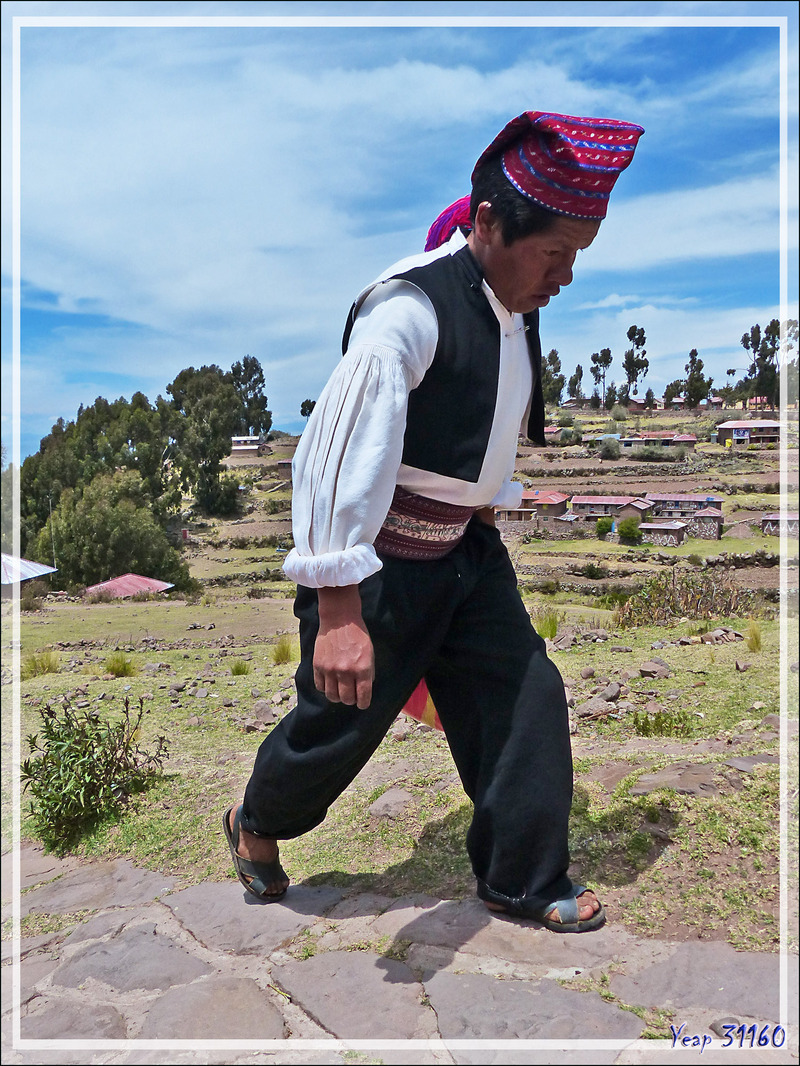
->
xmin=581 ymin=562 xmax=608 ymax=579
xmin=21 ymin=696 xmax=169 ymax=855
xmin=596 ymin=516 xmax=614 ymax=539
xmin=230 ymin=659 xmax=252 ymax=676
xmin=687 ymin=553 xmax=703 ymax=567
xmin=104 ymin=652 xmax=137 ymax=677
xmin=87 ymin=589 xmax=113 ymax=604
xmin=617 ymin=517 xmax=642 ymax=545
xmin=611 ymin=404 xmax=628 ymax=421
xmin=632 ymin=707 xmax=692 ymax=738
xmin=615 ymin=569 xmax=754 ymax=628
xmin=21 ymin=650 xmax=60 ymax=680
xmin=271 ymin=633 xmax=297 ymax=665
xmin=558 ymin=413 xmax=574 ymax=427
xmin=598 ymin=438 xmax=620 ymax=460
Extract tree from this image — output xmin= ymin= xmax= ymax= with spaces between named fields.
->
xmin=617 ymin=516 xmax=642 ymax=545
xmin=300 ymin=399 xmax=317 ymax=420
xmin=604 ymin=382 xmax=617 ymax=410
xmin=616 ymin=383 xmax=630 ymax=408
xmin=567 ymin=364 xmax=584 ymax=400
xmin=623 ymin=325 xmax=649 ymax=396
xmin=231 ymin=356 xmax=272 ymax=436
xmin=540 ymin=349 xmax=566 ymax=406
xmin=589 ymin=390 xmax=601 ymax=410
xmin=780 ymin=319 xmax=799 ymax=407
xmin=1 ymin=445 xmax=13 ymax=555
xmin=33 ymin=470 xmax=190 ymax=591
xmin=663 ymin=379 xmax=684 ymax=408
xmin=589 ymin=348 xmax=613 ymax=403
xmin=644 ymin=387 xmax=656 ymax=410
xmin=167 ymin=365 xmax=244 ymax=514
xmin=684 ymin=349 xmax=713 ymax=409
xmin=740 ymin=320 xmax=780 ymax=409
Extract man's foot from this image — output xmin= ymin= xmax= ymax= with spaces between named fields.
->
xmin=223 ymin=805 xmax=289 ymax=900
xmin=483 ymin=887 xmax=605 ymax=932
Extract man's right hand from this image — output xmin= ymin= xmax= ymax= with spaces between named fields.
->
xmin=314 ymin=585 xmax=375 ymax=709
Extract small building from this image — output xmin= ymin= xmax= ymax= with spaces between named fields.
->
xmin=644 ymin=492 xmax=725 ymax=519
xmin=761 ymin=512 xmax=799 ymax=536
xmin=230 ymin=435 xmax=262 ymax=454
xmin=570 ymin=495 xmax=636 ymax=521
xmin=543 ymin=426 xmax=563 ymax=445
xmin=619 ymin=431 xmax=696 ymax=451
xmin=618 ymin=498 xmax=653 ymax=522
xmin=704 ymin=396 xmax=724 ymax=409
xmin=638 ymin=520 xmax=688 ymax=547
xmin=716 ymin=420 xmax=781 ymax=448
xmin=688 ymin=507 xmax=724 ymax=540
xmin=277 ymin=459 xmax=293 ymax=484
xmin=496 ymin=489 xmax=569 ymax=523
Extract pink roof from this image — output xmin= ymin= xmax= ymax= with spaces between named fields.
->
xmin=84 ymin=573 xmax=175 ymax=598
xmin=717 ymin=420 xmax=781 ymax=429
xmin=762 ymin=512 xmax=799 ymax=521
xmin=521 ymin=490 xmax=569 ymax=504
xmin=627 ymin=499 xmax=653 ymax=511
xmin=571 ymin=495 xmax=635 ymax=506
xmin=644 ymin=493 xmax=724 ymax=503
xmin=673 ymin=434 xmax=698 ymax=442
xmin=694 ymin=507 xmax=724 ymax=517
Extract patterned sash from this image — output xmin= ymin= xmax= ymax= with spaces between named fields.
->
xmin=373 ymin=487 xmax=475 ymax=561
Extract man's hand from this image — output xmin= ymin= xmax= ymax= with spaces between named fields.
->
xmin=314 ymin=585 xmax=375 ymax=709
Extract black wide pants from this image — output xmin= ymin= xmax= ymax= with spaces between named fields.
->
xmin=241 ymin=517 xmax=575 ymax=914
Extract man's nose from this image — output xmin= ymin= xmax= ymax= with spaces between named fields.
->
xmin=550 ymin=260 xmax=574 ymax=287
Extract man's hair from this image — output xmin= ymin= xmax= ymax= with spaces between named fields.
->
xmin=470 ymin=153 xmax=557 ymax=245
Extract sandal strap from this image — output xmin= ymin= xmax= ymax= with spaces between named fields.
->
xmin=541 ymin=885 xmax=589 ymax=925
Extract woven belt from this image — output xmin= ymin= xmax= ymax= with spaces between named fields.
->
xmin=373 ymin=487 xmax=476 ymax=561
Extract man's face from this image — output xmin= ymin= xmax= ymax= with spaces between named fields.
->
xmin=468 ymin=207 xmax=601 ymax=315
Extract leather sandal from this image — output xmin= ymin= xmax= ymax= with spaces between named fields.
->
xmin=223 ymin=806 xmax=289 ymax=901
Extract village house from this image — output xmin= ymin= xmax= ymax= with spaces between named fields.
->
xmin=570 ymin=495 xmax=640 ymax=522
xmin=495 ymin=490 xmax=569 ymax=523
xmin=638 ymin=520 xmax=689 ymax=547
xmin=715 ymin=420 xmax=781 ymax=448
xmin=230 ymin=435 xmax=264 ymax=455
xmin=643 ymin=492 xmax=725 ymax=519
xmin=688 ymin=507 xmax=725 ymax=540
xmin=618 ymin=431 xmax=697 ymax=451
xmin=761 ymin=512 xmax=799 ymax=536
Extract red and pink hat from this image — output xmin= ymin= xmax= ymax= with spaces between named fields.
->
xmin=473 ymin=111 xmax=644 ymax=220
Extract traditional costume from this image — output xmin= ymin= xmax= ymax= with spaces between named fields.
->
xmin=233 ymin=111 xmax=643 ymax=926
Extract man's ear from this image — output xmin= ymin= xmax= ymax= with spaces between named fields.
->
xmin=472 ymin=201 xmax=499 ymax=244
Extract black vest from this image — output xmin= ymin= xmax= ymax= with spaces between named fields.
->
xmin=342 ymin=244 xmax=545 ymax=484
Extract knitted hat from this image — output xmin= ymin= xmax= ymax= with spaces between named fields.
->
xmin=472 ymin=111 xmax=644 ymax=220
xmin=424 ymin=195 xmax=472 ymax=251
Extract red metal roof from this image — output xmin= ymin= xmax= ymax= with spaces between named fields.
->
xmin=571 ymin=496 xmax=636 ymax=505
xmin=644 ymin=493 xmax=724 ymax=503
xmin=521 ymin=490 xmax=569 ymax=504
xmin=84 ymin=573 xmax=174 ymax=598
xmin=694 ymin=507 xmax=724 ymax=517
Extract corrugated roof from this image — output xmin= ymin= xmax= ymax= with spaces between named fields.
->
xmin=571 ymin=496 xmax=635 ymax=505
xmin=644 ymin=493 xmax=724 ymax=503
xmin=1 ymin=554 xmax=57 ymax=585
xmin=716 ymin=420 xmax=781 ymax=429
xmin=694 ymin=507 xmax=724 ymax=517
xmin=521 ymin=490 xmax=569 ymax=504
xmin=639 ymin=521 xmax=688 ymax=530
xmin=84 ymin=573 xmax=174 ymax=598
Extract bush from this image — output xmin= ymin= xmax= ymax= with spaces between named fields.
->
xmin=104 ymin=652 xmax=137 ymax=677
xmin=611 ymin=404 xmax=628 ymax=421
xmin=581 ymin=562 xmax=608 ymax=579
xmin=614 ymin=569 xmax=754 ymax=628
xmin=557 ymin=413 xmax=574 ymax=427
xmin=617 ymin=517 xmax=642 ymax=545
xmin=632 ymin=707 xmax=692 ymax=738
xmin=21 ymin=696 xmax=169 ymax=855
xmin=596 ymin=516 xmax=614 ymax=539
xmin=687 ymin=554 xmax=704 ymax=567
xmin=598 ymin=438 xmax=620 ymax=460
xmin=21 ymin=650 xmax=60 ymax=680
xmin=230 ymin=659 xmax=252 ymax=676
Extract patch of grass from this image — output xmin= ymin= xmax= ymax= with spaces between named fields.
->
xmin=229 ymin=659 xmax=252 ymax=676
xmin=530 ymin=605 xmax=565 ymax=640
xmin=746 ymin=618 xmax=762 ymax=652
xmin=104 ymin=651 xmax=137 ymax=677
xmin=21 ymin=650 xmax=60 ymax=680
xmin=271 ymin=633 xmax=298 ymax=665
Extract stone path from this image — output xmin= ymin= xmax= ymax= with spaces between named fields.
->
xmin=2 ymin=844 xmax=797 ymax=1065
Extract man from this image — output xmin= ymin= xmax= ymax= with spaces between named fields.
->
xmin=225 ymin=111 xmax=644 ymax=932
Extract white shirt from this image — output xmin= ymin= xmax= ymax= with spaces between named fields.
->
xmin=283 ymin=230 xmax=532 ymax=588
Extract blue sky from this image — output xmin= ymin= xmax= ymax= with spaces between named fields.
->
xmin=2 ymin=2 xmax=798 ymax=461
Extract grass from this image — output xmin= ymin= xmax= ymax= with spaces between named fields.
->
xmin=746 ymin=618 xmax=763 ymax=652
xmin=271 ymin=633 xmax=298 ymax=665
xmin=104 ymin=651 xmax=137 ymax=677
xmin=229 ymin=659 xmax=252 ymax=676
xmin=20 ymin=649 xmax=60 ymax=680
